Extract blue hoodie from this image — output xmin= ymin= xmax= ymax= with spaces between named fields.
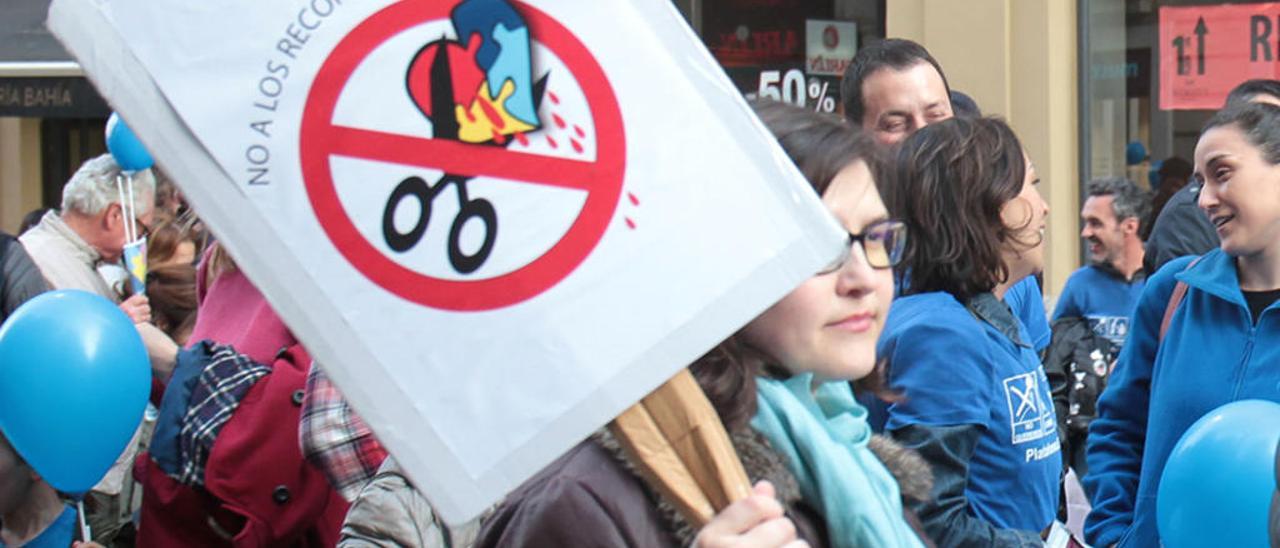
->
xmin=1084 ymin=249 xmax=1280 ymax=547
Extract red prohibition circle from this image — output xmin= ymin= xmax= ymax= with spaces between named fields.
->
xmin=300 ymin=0 xmax=625 ymax=311
xmin=823 ymin=26 xmax=839 ymax=50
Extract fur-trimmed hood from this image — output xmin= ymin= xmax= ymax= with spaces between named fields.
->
xmin=595 ymin=428 xmax=933 ymax=546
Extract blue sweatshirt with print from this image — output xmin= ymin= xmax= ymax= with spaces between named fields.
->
xmin=1052 ymin=265 xmax=1145 ymax=349
xmin=1084 ymin=249 xmax=1280 ymax=547
xmin=875 ymin=291 xmax=1060 ymax=546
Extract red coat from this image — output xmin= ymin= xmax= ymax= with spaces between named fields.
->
xmin=135 ymin=261 xmax=348 ymax=546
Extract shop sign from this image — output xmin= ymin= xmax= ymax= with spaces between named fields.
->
xmin=0 ymin=77 xmax=109 ymax=118
xmin=723 ymin=65 xmax=840 ymax=114
xmin=711 ymin=26 xmax=801 ymax=67
xmin=805 ymin=19 xmax=856 ymax=77
xmin=703 ymin=0 xmax=808 ymax=67
xmin=1160 ymin=3 xmax=1280 ymax=110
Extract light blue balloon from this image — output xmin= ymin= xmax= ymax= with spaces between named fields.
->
xmin=0 ymin=290 xmax=150 ymax=494
xmin=1157 ymin=399 xmax=1280 ymax=548
xmin=105 ymin=112 xmax=154 ymax=172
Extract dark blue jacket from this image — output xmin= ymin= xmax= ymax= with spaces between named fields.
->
xmin=1143 ymin=184 xmax=1217 ymax=275
xmin=1084 ymin=249 xmax=1280 ymax=547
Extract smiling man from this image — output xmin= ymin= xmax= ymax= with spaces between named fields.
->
xmin=1052 ymin=177 xmax=1149 ymax=348
xmin=841 ymin=38 xmax=952 ymax=146
xmin=1044 ymin=178 xmax=1148 ymax=515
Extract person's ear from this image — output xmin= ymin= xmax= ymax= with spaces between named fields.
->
xmin=102 ymin=203 xmax=123 ymax=231
xmin=1121 ymin=216 xmax=1140 ymax=235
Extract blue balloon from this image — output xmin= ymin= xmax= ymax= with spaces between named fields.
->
xmin=0 ymin=290 xmax=150 ymax=494
xmin=1158 ymin=399 xmax=1280 ymax=548
xmin=105 ymin=112 xmax=154 ymax=172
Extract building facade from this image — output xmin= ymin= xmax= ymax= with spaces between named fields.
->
xmin=674 ymin=0 xmax=1080 ymax=299
xmin=1 ymin=0 xmax=110 ymax=236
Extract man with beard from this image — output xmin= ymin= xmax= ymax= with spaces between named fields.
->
xmin=1046 ymin=176 xmax=1148 ymax=507
xmin=1053 ymin=177 xmax=1149 ymax=347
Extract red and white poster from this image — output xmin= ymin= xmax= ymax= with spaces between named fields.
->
xmin=805 ymin=19 xmax=856 ymax=77
xmin=49 ymin=0 xmax=846 ymax=524
xmin=1160 ymin=3 xmax=1280 ymax=110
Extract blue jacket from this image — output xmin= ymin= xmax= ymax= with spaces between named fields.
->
xmin=875 ymin=291 xmax=1060 ymax=546
xmin=1084 ymin=249 xmax=1280 ymax=547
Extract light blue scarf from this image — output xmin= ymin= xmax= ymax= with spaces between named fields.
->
xmin=752 ymin=374 xmax=924 ymax=548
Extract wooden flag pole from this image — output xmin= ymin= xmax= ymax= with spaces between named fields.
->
xmin=608 ymin=368 xmax=752 ymax=528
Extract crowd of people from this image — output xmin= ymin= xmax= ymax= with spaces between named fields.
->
xmin=1 ymin=35 xmax=1278 ymax=548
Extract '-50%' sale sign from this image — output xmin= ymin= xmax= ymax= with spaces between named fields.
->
xmin=49 ymin=0 xmax=846 ymax=523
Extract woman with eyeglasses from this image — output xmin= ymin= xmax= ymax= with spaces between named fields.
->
xmin=470 ymin=102 xmax=930 ymax=548
xmin=871 ymin=116 xmax=1058 ymax=547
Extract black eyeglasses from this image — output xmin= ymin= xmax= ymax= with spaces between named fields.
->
xmin=819 ymin=219 xmax=906 ymax=274
xmin=134 ymin=216 xmax=152 ymax=240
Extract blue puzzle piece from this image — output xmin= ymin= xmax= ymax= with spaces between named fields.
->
xmin=451 ymin=0 xmax=525 ymax=70
xmin=489 ymin=23 xmax=538 ymax=127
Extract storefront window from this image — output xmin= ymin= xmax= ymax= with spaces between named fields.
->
xmin=1081 ymin=0 xmax=1272 ymax=195
xmin=2 ymin=0 xmax=111 ymax=218
xmin=40 ymin=118 xmax=107 ymax=207
xmin=675 ymin=0 xmax=886 ymax=117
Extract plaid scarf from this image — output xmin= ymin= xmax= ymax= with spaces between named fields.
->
xmin=177 ymin=343 xmax=272 ymax=486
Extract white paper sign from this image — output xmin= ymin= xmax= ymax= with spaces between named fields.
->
xmin=48 ymin=0 xmax=846 ymax=524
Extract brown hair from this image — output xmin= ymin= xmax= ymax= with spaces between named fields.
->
xmin=887 ymin=116 xmax=1030 ymax=302
xmin=203 ymin=242 xmax=238 ymax=283
xmin=753 ymin=100 xmax=883 ymax=196
xmin=146 ymin=264 xmax=198 ymax=344
xmin=689 ymin=336 xmax=767 ymax=431
xmin=152 ymin=167 xmax=185 ymax=216
xmin=691 ymin=101 xmax=884 ymax=431
xmin=147 ymin=219 xmax=197 ymax=267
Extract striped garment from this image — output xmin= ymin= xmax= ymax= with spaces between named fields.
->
xmin=299 ymin=366 xmax=388 ymax=501
xmin=177 ymin=343 xmax=271 ymax=486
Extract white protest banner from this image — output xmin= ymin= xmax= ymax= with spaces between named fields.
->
xmin=48 ymin=0 xmax=847 ymax=524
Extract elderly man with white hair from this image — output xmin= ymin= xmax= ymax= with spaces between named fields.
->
xmin=19 ymin=153 xmax=178 ymax=543
xmin=21 ymin=154 xmax=154 ymax=310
